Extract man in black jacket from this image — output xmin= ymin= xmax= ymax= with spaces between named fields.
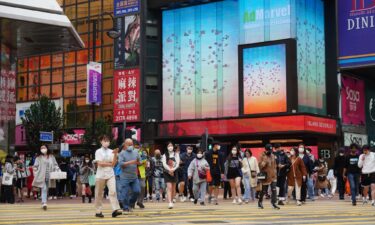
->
xmin=299 ymin=144 xmax=315 ymax=203
xmin=205 ymin=142 xmax=225 ymax=205
xmin=274 ymin=144 xmax=291 ymax=205
xmin=334 ymin=148 xmax=347 ymax=200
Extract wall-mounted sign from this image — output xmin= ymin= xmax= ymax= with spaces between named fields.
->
xmin=344 ymin=132 xmax=368 ymax=147
xmin=114 ymin=0 xmax=140 ymax=17
xmin=86 ymin=62 xmax=102 ymax=105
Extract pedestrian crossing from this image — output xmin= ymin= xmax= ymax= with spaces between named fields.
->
xmin=0 ymin=199 xmax=374 ymax=224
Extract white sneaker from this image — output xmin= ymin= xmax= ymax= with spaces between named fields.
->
xmin=48 ymin=197 xmax=52 ymax=200
xmin=182 ymin=196 xmax=187 ymax=202
xmin=168 ymin=202 xmax=174 ymax=209
xmin=297 ymin=201 xmax=302 ymax=206
xmin=42 ymin=203 xmax=47 ymax=210
xmin=53 ymin=196 xmax=57 ymax=200
xmin=173 ymin=198 xmax=177 ymax=203
xmin=190 ymin=198 xmax=194 ymax=202
xmin=232 ymin=199 xmax=237 ymax=204
xmin=320 ymin=194 xmax=325 ymax=198
xmin=237 ymin=198 xmax=243 ymax=205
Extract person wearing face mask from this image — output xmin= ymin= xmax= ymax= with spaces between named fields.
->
xmin=134 ymin=142 xmax=147 ymax=209
xmin=94 ymin=135 xmax=122 ymax=218
xmin=145 ymin=150 xmax=155 ymax=201
xmin=118 ymin=139 xmax=141 ymax=214
xmin=32 ymin=145 xmax=60 ymax=210
xmin=152 ymin=149 xmax=166 ymax=201
xmin=286 ymin=148 xmax=307 ymax=206
xmin=205 ymin=142 xmax=225 ymax=205
xmin=274 ymin=143 xmax=291 ymax=205
xmin=358 ymin=145 xmax=375 ymax=206
xmin=162 ymin=142 xmax=180 ymax=209
xmin=343 ymin=144 xmax=361 ymax=206
xmin=179 ymin=146 xmax=196 ymax=202
xmin=315 ymin=156 xmax=330 ymax=198
xmin=298 ymin=144 xmax=315 ymax=203
xmin=188 ymin=149 xmax=210 ymax=205
xmin=80 ymin=156 xmax=94 ymax=203
xmin=241 ymin=149 xmax=260 ymax=203
xmin=258 ymin=144 xmax=279 ymax=209
xmin=224 ymin=145 xmax=243 ymax=205
xmin=333 ymin=148 xmax=347 ymax=200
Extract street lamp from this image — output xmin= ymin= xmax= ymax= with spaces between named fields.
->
xmin=102 ymin=12 xmax=121 ymax=40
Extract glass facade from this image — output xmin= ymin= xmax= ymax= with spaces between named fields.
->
xmin=16 ymin=0 xmax=115 ymax=128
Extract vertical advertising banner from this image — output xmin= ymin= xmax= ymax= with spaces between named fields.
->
xmin=114 ymin=14 xmax=140 ymax=70
xmin=338 ymin=0 xmax=375 ymax=68
xmin=114 ymin=0 xmax=140 ymax=17
xmin=113 ymin=68 xmax=140 ymax=123
xmin=242 ymin=44 xmax=287 ymax=114
xmin=341 ymin=75 xmax=365 ymax=126
xmin=366 ymin=81 xmax=375 ymax=146
xmin=86 ymin=62 xmax=102 ymax=105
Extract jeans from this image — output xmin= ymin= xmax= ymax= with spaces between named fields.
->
xmin=42 ymin=180 xmax=49 ymax=204
xmin=154 ymin=177 xmax=166 ymax=199
xmin=243 ymin=176 xmax=251 ymax=201
xmin=306 ymin=176 xmax=315 ymax=199
xmin=137 ymin=178 xmax=146 ymax=203
xmin=348 ymin=173 xmax=360 ymax=202
xmin=259 ymin=182 xmax=277 ymax=204
xmin=193 ymin=182 xmax=207 ymax=203
xmin=120 ymin=178 xmax=140 ymax=210
xmin=115 ymin=176 xmax=121 ymax=201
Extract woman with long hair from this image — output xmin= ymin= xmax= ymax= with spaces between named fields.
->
xmin=241 ymin=149 xmax=260 ymax=203
xmin=225 ymin=145 xmax=243 ymax=205
xmin=162 ymin=142 xmax=180 ymax=209
xmin=32 ymin=145 xmax=60 ymax=210
xmin=286 ymin=148 xmax=307 ymax=206
xmin=80 ymin=155 xmax=94 ymax=203
xmin=2 ymin=155 xmax=15 ymax=204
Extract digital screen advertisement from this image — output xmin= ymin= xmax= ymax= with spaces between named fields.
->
xmin=338 ymin=0 xmax=375 ymax=68
xmin=242 ymin=44 xmax=287 ymax=114
xmin=341 ymin=75 xmax=365 ymax=126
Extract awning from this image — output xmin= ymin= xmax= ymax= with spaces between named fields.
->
xmin=0 ymin=0 xmax=84 ymax=57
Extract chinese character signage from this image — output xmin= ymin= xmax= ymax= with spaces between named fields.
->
xmin=114 ymin=68 xmax=141 ymax=123
xmin=114 ymin=0 xmax=140 ymax=17
xmin=86 ymin=62 xmax=102 ymax=105
xmin=341 ymin=75 xmax=365 ymax=126
xmin=338 ymin=0 xmax=375 ymax=68
xmin=114 ymin=15 xmax=140 ymax=70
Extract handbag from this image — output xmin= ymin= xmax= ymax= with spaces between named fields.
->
xmin=49 ymin=171 xmax=67 ymax=180
xmin=85 ymin=185 xmax=92 ymax=196
xmin=245 ymin=158 xmax=257 ymax=178
xmin=2 ymin=172 xmax=13 ymax=185
xmin=206 ymin=170 xmax=212 ymax=183
xmin=88 ymin=174 xmax=96 ymax=187
xmin=318 ymin=175 xmax=327 ymax=182
xmin=196 ymin=160 xmax=207 ymax=179
xmin=257 ymin=172 xmax=267 ymax=181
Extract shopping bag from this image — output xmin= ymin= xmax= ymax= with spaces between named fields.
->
xmin=345 ymin=179 xmax=351 ymax=195
xmin=1 ymin=172 xmax=13 ymax=185
xmin=88 ymin=174 xmax=96 ymax=187
xmin=206 ymin=170 xmax=212 ymax=183
xmin=49 ymin=171 xmax=67 ymax=180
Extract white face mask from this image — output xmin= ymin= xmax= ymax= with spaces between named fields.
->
xmin=217 ymin=146 xmax=221 ymax=150
xmin=101 ymin=141 xmax=110 ymax=148
xmin=298 ymin=148 xmax=304 ymax=153
xmin=187 ymin=149 xmax=193 ymax=154
xmin=290 ymin=151 xmax=295 ymax=156
xmin=41 ymin=148 xmax=47 ymax=154
xmin=168 ymin=146 xmax=174 ymax=152
xmin=231 ymin=150 xmax=237 ymax=155
xmin=197 ymin=153 xmax=203 ymax=159
xmin=339 ymin=153 xmax=344 ymax=156
xmin=85 ymin=160 xmax=90 ymax=163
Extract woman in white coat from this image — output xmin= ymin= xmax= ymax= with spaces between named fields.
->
xmin=241 ymin=149 xmax=260 ymax=203
xmin=32 ymin=145 xmax=60 ymax=210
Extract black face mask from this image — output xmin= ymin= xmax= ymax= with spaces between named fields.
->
xmin=266 ymin=151 xmax=272 ymax=155
xmin=156 ymin=155 xmax=161 ymax=159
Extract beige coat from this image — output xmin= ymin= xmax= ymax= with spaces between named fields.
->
xmin=241 ymin=156 xmax=260 ymax=187
xmin=258 ymin=152 xmax=277 ymax=185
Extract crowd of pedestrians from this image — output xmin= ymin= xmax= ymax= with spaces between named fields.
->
xmin=1 ymin=137 xmax=375 ymax=218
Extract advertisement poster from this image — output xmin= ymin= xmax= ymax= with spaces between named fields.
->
xmin=62 ymin=129 xmax=85 ymax=145
xmin=113 ymin=68 xmax=140 ymax=123
xmin=344 ymin=132 xmax=368 ymax=147
xmin=366 ymin=81 xmax=375 ymax=146
xmin=114 ymin=15 xmax=140 ymax=70
xmin=114 ymin=0 xmax=139 ymax=17
xmin=86 ymin=62 xmax=102 ymax=105
xmin=243 ymin=44 xmax=287 ymax=114
xmin=338 ymin=0 xmax=375 ymax=67
xmin=341 ymin=75 xmax=365 ymax=126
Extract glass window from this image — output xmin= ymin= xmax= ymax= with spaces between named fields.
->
xmin=146 ymin=76 xmax=158 ymax=90
xmin=77 ymin=49 xmax=88 ymax=65
xmin=65 ymin=5 xmax=76 ymax=20
xmin=102 ymin=31 xmax=115 ymax=46
xmin=102 ymin=94 xmax=113 ymax=110
xmin=64 ymin=98 xmax=76 ymax=113
xmin=17 ymin=88 xmax=27 ymax=101
xmin=28 ymin=86 xmax=39 ymax=100
xmin=102 ymin=110 xmax=113 ymax=123
xmin=146 ymin=59 xmax=158 ymax=74
xmin=146 ymin=26 xmax=158 ymax=39
xmin=147 ymin=42 xmax=159 ymax=57
xmin=40 ymin=85 xmax=50 ymax=97
xmin=40 ymin=70 xmax=51 ymax=85
xmin=76 ymin=97 xmax=90 ymax=111
xmin=102 ymin=46 xmax=113 ymax=61
xmin=103 ymin=78 xmax=112 ymax=94
xmin=64 ymin=67 xmax=75 ymax=82
xmin=64 ymin=82 xmax=75 ymax=97
xmin=103 ymin=62 xmax=113 ymax=78
xmin=90 ymin=46 xmax=101 ymax=62
xmin=76 ymin=112 xmax=92 ymax=127
xmin=18 ymin=58 xmax=27 ymax=73
xmin=65 ymin=113 xmax=76 ymax=128
xmin=52 ymin=53 xmax=63 ymax=68
xmin=90 ymin=1 xmax=101 ymax=17
xmin=17 ymin=73 xmax=27 ymax=87
xmin=40 ymin=55 xmax=51 ymax=70
xmin=103 ymin=0 xmax=113 ymax=12
xmin=77 ymin=3 xmax=88 ymax=19
xmin=76 ymin=66 xmax=86 ymax=81
xmin=64 ymin=51 xmax=76 ymax=66
xmin=65 ymin=0 xmax=76 ymax=6
xmin=28 ymin=72 xmax=39 ymax=86
xmin=77 ymin=18 xmax=89 ymax=33
xmin=76 ymin=81 xmax=87 ymax=96
xmin=52 ymin=68 xmax=63 ymax=83
xmin=28 ymin=57 xmax=39 ymax=71
xmin=51 ymin=84 xmax=62 ymax=98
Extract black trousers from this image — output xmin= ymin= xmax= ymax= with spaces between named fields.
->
xmin=259 ymin=182 xmax=277 ymax=204
xmin=3 ymin=185 xmax=15 ymax=203
xmin=337 ymin=175 xmax=345 ymax=199
xmin=70 ymin=180 xmax=77 ymax=196
xmin=183 ymin=175 xmax=194 ymax=198
xmin=223 ymin=181 xmax=232 ymax=199
xmin=277 ymin=175 xmax=287 ymax=198
xmin=301 ymin=179 xmax=307 ymax=202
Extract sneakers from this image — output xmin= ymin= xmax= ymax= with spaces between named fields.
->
xmin=48 ymin=197 xmax=52 ymax=200
xmin=258 ymin=202 xmax=264 ymax=209
xmin=194 ymin=199 xmax=198 ymax=205
xmin=123 ymin=209 xmax=130 ymax=215
xmin=162 ymin=198 xmax=166 ymax=202
xmin=272 ymin=203 xmax=280 ymax=210
xmin=168 ymin=202 xmax=174 ymax=209
xmin=172 ymin=198 xmax=177 ymax=203
xmin=245 ymin=200 xmax=249 ymax=204
xmin=320 ymin=194 xmax=325 ymax=198
xmin=352 ymin=201 xmax=357 ymax=206
xmin=180 ymin=196 xmax=187 ymax=202
xmin=278 ymin=200 xmax=285 ymax=206
xmin=42 ymin=203 xmax=47 ymax=211
xmin=95 ymin=213 xmax=104 ymax=218
xmin=208 ymin=196 xmax=212 ymax=204
xmin=237 ymin=198 xmax=243 ymax=205
xmin=137 ymin=202 xmax=145 ymax=209
xmin=297 ymin=201 xmax=302 ymax=206
xmin=200 ymin=202 xmax=205 ymax=206
xmin=112 ymin=210 xmax=122 ymax=218
xmin=190 ymin=197 xmax=195 ymax=202
xmin=232 ymin=199 xmax=237 ymax=204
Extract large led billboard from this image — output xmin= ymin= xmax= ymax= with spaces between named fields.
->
xmin=242 ymin=44 xmax=287 ymax=114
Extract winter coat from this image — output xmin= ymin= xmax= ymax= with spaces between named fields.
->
xmin=32 ymin=155 xmax=60 ymax=188
xmin=258 ymin=152 xmax=277 ymax=185
xmin=315 ymin=161 xmax=329 ymax=189
xmin=241 ymin=156 xmax=260 ymax=187
xmin=188 ymin=158 xmax=210 ymax=184
xmin=287 ymin=156 xmax=307 ymax=187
